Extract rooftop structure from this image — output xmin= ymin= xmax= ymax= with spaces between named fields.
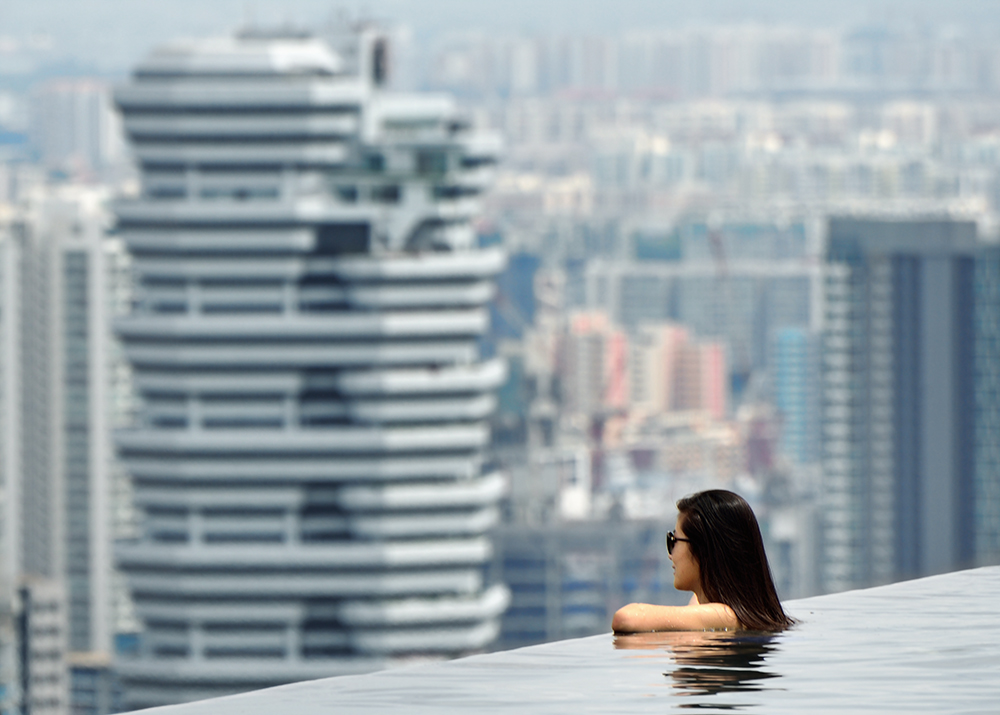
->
xmin=112 ymin=28 xmax=507 ymax=709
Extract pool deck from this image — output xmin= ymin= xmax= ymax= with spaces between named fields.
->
xmin=127 ymin=565 xmax=1000 ymax=714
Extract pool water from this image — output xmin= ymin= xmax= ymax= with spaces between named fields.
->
xmin=129 ymin=565 xmax=1000 ymax=714
xmin=614 ymin=629 xmax=784 ymax=704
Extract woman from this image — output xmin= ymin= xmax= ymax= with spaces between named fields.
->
xmin=612 ymin=489 xmax=794 ymax=632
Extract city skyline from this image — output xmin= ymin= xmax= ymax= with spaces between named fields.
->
xmin=2 ymin=0 xmax=1000 ymax=77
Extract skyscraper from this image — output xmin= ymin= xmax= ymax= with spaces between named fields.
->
xmin=1 ymin=185 xmax=116 ymax=714
xmin=0 ymin=221 xmax=22 ymax=715
xmin=24 ymin=189 xmax=114 ymax=657
xmin=771 ymin=327 xmax=820 ymax=466
xmin=821 ymin=217 xmax=982 ymax=592
xmin=29 ymin=79 xmax=123 ymax=177
xmin=974 ymin=246 xmax=1000 ymax=567
xmin=112 ymin=29 xmax=508 ymax=708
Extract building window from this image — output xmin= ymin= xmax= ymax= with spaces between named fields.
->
xmin=371 ymin=185 xmax=401 ymax=204
xmin=433 ymin=185 xmax=478 ymax=200
xmin=334 ymin=185 xmax=358 ymax=203
xmin=417 ymin=150 xmax=448 ymax=176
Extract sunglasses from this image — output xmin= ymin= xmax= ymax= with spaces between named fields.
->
xmin=666 ymin=531 xmax=691 ymax=555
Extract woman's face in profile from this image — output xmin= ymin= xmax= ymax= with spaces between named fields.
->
xmin=671 ymin=517 xmax=701 ymax=593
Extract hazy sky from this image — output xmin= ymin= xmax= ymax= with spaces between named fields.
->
xmin=2 ymin=0 xmax=1000 ymax=74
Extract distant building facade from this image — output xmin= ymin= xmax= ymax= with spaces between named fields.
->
xmin=16 ymin=190 xmax=115 ymax=656
xmin=67 ymin=652 xmax=120 ymax=715
xmin=560 ymin=312 xmax=629 ymax=417
xmin=29 ymin=80 xmax=123 ymax=177
xmin=18 ymin=578 xmax=69 ymax=715
xmin=974 ymin=246 xmax=1000 ymax=567
xmin=1 ymin=185 xmax=132 ymax=714
xmin=492 ymin=519 xmax=678 ymax=651
xmin=584 ymin=255 xmax=817 ymax=380
xmin=630 ymin=323 xmax=728 ymax=420
xmin=0 ymin=225 xmax=21 ymax=714
xmin=771 ymin=327 xmax=821 ymax=466
xmin=820 ymin=217 xmax=997 ymax=592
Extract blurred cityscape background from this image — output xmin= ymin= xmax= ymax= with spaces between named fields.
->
xmin=2 ymin=0 xmax=1000 ymax=712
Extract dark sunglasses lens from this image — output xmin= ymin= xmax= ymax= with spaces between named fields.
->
xmin=666 ymin=532 xmax=675 ymax=554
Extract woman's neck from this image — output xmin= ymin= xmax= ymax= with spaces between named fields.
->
xmin=693 ymin=582 xmax=708 ymax=605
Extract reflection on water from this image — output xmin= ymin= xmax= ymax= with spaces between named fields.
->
xmin=614 ymin=630 xmax=782 ymax=710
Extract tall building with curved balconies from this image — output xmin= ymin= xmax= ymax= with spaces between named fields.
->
xmin=112 ymin=27 xmax=508 ymax=709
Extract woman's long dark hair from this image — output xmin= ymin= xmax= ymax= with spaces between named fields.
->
xmin=677 ymin=489 xmax=793 ymax=631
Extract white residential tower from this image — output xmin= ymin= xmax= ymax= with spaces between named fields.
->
xmin=113 ymin=28 xmax=508 ymax=709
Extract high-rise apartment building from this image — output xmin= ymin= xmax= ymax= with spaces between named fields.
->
xmin=820 ymin=218 xmax=990 ymax=592
xmin=13 ymin=189 xmax=115 ymax=658
xmin=112 ymin=29 xmax=508 ymax=709
xmin=2 ymin=186 xmax=123 ymax=715
xmin=561 ymin=312 xmax=629 ymax=418
xmin=771 ymin=327 xmax=821 ymax=466
xmin=29 ymin=79 xmax=123 ymax=176
xmin=0 ymin=225 xmax=19 ymax=566
xmin=0 ymin=223 xmax=22 ymax=715
xmin=17 ymin=578 xmax=70 ymax=715
xmin=629 ymin=323 xmax=687 ymax=417
xmin=974 ymin=246 xmax=1000 ymax=566
xmin=629 ymin=323 xmax=728 ymax=420
xmin=0 ymin=180 xmax=143 ymax=712
xmin=3 ymin=183 xmax=135 ymax=714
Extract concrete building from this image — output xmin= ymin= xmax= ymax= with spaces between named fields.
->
xmin=0 ymin=226 xmax=20 ymax=712
xmin=12 ymin=189 xmax=115 ymax=657
xmin=29 ymin=80 xmax=123 ymax=177
xmin=820 ymin=217 xmax=985 ymax=592
xmin=771 ymin=327 xmax=821 ymax=466
xmin=974 ymin=246 xmax=1000 ymax=567
xmin=630 ymin=323 xmax=728 ymax=420
xmin=1 ymin=187 xmax=122 ymax=715
xmin=1 ymin=210 xmax=21 ymax=715
xmin=560 ymin=312 xmax=629 ymax=418
xmin=67 ymin=652 xmax=120 ymax=715
xmin=628 ymin=323 xmax=686 ymax=417
xmin=112 ymin=28 xmax=508 ymax=708
xmin=17 ymin=578 xmax=69 ymax=715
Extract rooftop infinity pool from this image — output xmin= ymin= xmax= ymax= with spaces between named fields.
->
xmin=130 ymin=565 xmax=1000 ymax=714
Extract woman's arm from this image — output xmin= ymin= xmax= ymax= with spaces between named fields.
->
xmin=611 ymin=601 xmax=739 ymax=633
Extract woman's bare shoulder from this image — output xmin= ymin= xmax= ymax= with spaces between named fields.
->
xmin=612 ymin=601 xmax=739 ymax=633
